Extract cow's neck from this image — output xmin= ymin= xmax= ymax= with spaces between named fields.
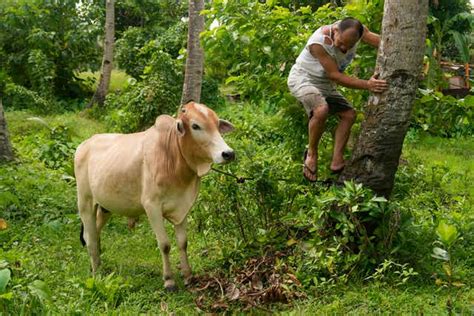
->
xmin=176 ymin=137 xmax=211 ymax=178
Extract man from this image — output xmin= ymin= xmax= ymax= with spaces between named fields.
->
xmin=288 ymin=17 xmax=388 ymax=182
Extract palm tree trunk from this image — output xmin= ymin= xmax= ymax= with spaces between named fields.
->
xmin=181 ymin=0 xmax=205 ymax=105
xmin=339 ymin=0 xmax=429 ymax=198
xmin=88 ymin=0 xmax=115 ymax=108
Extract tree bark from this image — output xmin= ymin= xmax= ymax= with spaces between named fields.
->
xmin=0 ymin=99 xmax=14 ymax=162
xmin=88 ymin=0 xmax=115 ymax=108
xmin=181 ymin=0 xmax=205 ymax=105
xmin=339 ymin=0 xmax=429 ymax=198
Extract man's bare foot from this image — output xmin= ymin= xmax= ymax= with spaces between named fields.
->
xmin=330 ymin=160 xmax=345 ymax=173
xmin=303 ymin=149 xmax=318 ymax=182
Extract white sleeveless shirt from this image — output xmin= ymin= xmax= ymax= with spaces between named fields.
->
xmin=295 ymin=21 xmax=359 ymax=81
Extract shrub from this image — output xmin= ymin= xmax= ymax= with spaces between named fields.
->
xmin=115 ymin=27 xmax=153 ymax=79
xmin=103 ymin=49 xmax=222 ymax=133
xmin=3 ymin=83 xmax=57 ymax=114
xmin=411 ymin=90 xmax=473 ymax=137
xmin=115 ymin=21 xmax=187 ymax=80
xmin=0 ymin=0 xmax=101 ymax=98
xmin=103 ymin=50 xmax=183 ymax=132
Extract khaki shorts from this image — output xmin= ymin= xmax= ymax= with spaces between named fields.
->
xmin=287 ymin=64 xmax=352 ymax=116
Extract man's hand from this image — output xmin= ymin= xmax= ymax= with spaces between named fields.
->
xmin=367 ymin=75 xmax=388 ymax=93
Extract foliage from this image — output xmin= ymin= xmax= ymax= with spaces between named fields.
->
xmin=428 ymin=0 xmax=473 ymax=62
xmin=432 ymin=221 xmax=464 ymax=314
xmin=411 ymin=89 xmax=473 ymax=137
xmin=0 ymin=0 xmax=102 ymax=98
xmin=201 ymin=0 xmax=384 ymax=108
xmin=102 ymin=50 xmax=183 ymax=132
xmin=115 ymin=21 xmax=187 ymax=80
xmin=284 ymin=182 xmax=397 ymax=288
xmin=427 ymin=11 xmax=474 ymax=63
xmin=0 ymin=259 xmax=53 ymax=315
xmin=1 ymin=101 xmax=473 ymax=313
xmin=82 ymin=273 xmax=131 ymax=307
xmin=3 ymin=83 xmax=57 ymax=114
xmin=202 ymin=2 xmax=330 ymax=103
xmin=115 ymin=0 xmax=187 ymax=36
xmin=102 ymin=51 xmax=222 ymax=133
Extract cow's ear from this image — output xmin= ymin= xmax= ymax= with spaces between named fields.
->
xmin=218 ymin=119 xmax=234 ymax=134
xmin=176 ymin=119 xmax=185 ymax=136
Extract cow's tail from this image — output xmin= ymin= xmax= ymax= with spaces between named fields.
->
xmin=80 ymin=223 xmax=86 ymax=246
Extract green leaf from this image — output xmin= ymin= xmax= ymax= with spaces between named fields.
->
xmin=0 ymin=269 xmax=11 ymax=293
xmin=0 ymin=292 xmax=13 ymax=300
xmin=449 ymin=31 xmax=470 ymax=63
xmin=28 ymin=280 xmax=52 ymax=302
xmin=431 ymin=247 xmax=449 ymax=261
xmin=436 ymin=221 xmax=458 ymax=246
xmin=371 ymin=196 xmax=387 ymax=203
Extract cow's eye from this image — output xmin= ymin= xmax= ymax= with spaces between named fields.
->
xmin=192 ymin=123 xmax=201 ymax=130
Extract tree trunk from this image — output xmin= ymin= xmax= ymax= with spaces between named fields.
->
xmin=0 ymin=99 xmax=14 ymax=162
xmin=88 ymin=0 xmax=115 ymax=108
xmin=181 ymin=0 xmax=205 ymax=105
xmin=339 ymin=0 xmax=429 ymax=198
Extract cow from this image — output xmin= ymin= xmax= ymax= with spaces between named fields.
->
xmin=74 ymin=102 xmax=235 ymax=291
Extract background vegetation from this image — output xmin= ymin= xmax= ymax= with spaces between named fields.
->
xmin=0 ymin=0 xmax=472 ymax=313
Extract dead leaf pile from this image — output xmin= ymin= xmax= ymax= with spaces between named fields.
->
xmin=189 ymin=251 xmax=306 ymax=312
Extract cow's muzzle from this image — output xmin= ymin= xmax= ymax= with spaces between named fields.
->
xmin=221 ymin=150 xmax=235 ymax=162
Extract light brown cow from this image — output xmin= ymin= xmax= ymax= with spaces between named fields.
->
xmin=74 ymin=102 xmax=235 ymax=291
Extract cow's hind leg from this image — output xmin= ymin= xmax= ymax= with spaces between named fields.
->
xmin=144 ymin=203 xmax=176 ymax=291
xmin=79 ymin=198 xmax=101 ymax=274
xmin=96 ymin=206 xmax=112 ymax=253
xmin=174 ymin=218 xmax=192 ymax=285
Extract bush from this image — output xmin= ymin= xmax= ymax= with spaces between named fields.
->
xmin=103 ymin=51 xmax=183 ymax=132
xmin=0 ymin=162 xmax=76 ymax=222
xmin=411 ymin=89 xmax=473 ymax=137
xmin=103 ymin=49 xmax=222 ymax=133
xmin=3 ymin=83 xmax=57 ymax=114
xmin=115 ymin=21 xmax=187 ymax=80
xmin=0 ymin=0 xmax=101 ymax=98
xmin=115 ymin=27 xmax=153 ymax=79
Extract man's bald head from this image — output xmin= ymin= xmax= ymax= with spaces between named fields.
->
xmin=339 ymin=17 xmax=364 ymax=39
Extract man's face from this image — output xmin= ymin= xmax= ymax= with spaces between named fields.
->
xmin=334 ymin=27 xmax=359 ymax=54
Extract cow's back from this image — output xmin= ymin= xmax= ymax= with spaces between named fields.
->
xmin=74 ymin=132 xmax=147 ymax=216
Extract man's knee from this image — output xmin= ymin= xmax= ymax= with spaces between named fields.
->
xmin=310 ymin=104 xmax=329 ymax=121
xmin=340 ymin=108 xmax=356 ymax=123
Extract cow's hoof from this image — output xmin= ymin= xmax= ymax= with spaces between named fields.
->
xmin=165 ymin=284 xmax=177 ymax=292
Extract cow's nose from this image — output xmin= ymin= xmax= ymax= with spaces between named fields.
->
xmin=222 ymin=150 xmax=235 ymax=162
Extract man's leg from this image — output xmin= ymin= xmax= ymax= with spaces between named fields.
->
xmin=305 ymin=103 xmax=329 ymax=181
xmin=331 ymin=107 xmax=356 ymax=171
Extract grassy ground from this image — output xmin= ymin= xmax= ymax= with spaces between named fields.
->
xmin=77 ymin=70 xmax=131 ymax=93
xmin=1 ymin=106 xmax=473 ymax=314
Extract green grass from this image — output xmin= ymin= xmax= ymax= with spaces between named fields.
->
xmin=406 ymin=135 xmax=474 ymax=198
xmin=77 ymin=70 xmax=131 ymax=93
xmin=1 ymin=105 xmax=473 ymax=314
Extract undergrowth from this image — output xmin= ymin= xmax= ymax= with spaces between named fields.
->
xmin=0 ymin=103 xmax=473 ymax=313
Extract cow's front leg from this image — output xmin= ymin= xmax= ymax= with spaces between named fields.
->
xmin=174 ymin=218 xmax=192 ymax=285
xmin=144 ymin=203 xmax=175 ymax=291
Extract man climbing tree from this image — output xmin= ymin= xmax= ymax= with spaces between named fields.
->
xmin=340 ymin=0 xmax=430 ymax=197
xmin=88 ymin=0 xmax=115 ymax=108
xmin=181 ymin=0 xmax=205 ymax=105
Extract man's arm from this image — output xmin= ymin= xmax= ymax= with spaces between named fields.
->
xmin=309 ymin=44 xmax=387 ymax=93
xmin=361 ymin=26 xmax=380 ymax=48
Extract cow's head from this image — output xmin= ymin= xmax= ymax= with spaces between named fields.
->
xmin=176 ymin=102 xmax=235 ymax=177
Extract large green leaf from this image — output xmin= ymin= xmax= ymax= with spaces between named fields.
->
xmin=436 ymin=221 xmax=459 ymax=247
xmin=0 ymin=269 xmax=11 ymax=293
xmin=449 ymin=31 xmax=470 ymax=63
xmin=28 ymin=280 xmax=52 ymax=302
